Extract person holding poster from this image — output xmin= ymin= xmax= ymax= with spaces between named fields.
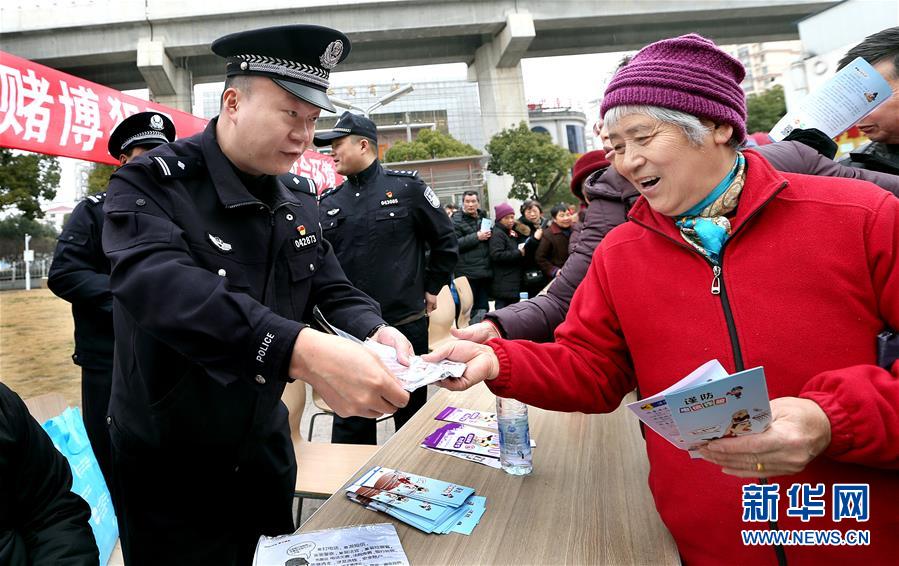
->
xmin=428 ymin=34 xmax=899 ymax=565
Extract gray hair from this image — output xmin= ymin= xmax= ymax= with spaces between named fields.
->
xmin=603 ymin=105 xmax=741 ymax=149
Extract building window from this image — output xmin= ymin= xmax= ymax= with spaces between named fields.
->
xmin=566 ymin=125 xmax=585 ymax=153
xmin=531 ymin=126 xmax=550 ymax=135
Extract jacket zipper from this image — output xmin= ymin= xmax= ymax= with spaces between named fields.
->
xmin=629 ymin=181 xmax=788 ymax=566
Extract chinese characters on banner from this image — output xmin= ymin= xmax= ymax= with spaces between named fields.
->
xmin=0 ymin=50 xmax=343 ymax=189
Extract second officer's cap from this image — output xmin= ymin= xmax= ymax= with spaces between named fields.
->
xmin=313 ymin=112 xmax=378 ymax=146
xmin=107 ymin=111 xmax=176 ymax=158
xmin=211 ymin=25 xmax=351 ymax=113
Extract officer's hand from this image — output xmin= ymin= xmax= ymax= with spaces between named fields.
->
xmin=423 ymin=340 xmax=500 ymax=391
xmin=451 ymin=321 xmax=501 ymax=344
xmin=371 ymin=325 xmax=414 ymax=366
xmin=425 ymin=292 xmax=438 ymax=315
xmin=290 ymin=329 xmax=409 ymax=418
xmin=477 ymin=230 xmax=491 ymax=241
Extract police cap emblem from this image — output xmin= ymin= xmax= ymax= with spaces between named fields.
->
xmin=320 ymin=40 xmax=344 ymax=70
xmin=150 ymin=114 xmax=165 ymax=130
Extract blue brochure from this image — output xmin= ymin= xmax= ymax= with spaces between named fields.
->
xmin=626 ymin=360 xmax=772 ymax=453
xmin=346 ymin=466 xmax=485 ymax=535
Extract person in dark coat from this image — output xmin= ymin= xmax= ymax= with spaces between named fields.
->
xmin=489 ymin=202 xmax=528 ymax=309
xmin=517 ymin=199 xmax=548 ymax=297
xmin=47 ymin=111 xmax=177 ymax=487
xmin=101 ymin=26 xmax=412 ymax=565
xmin=452 ymin=190 xmax=493 ymax=322
xmin=315 ymin=112 xmax=458 ymax=444
xmin=0 ymin=383 xmax=99 ymax=566
xmin=535 ymin=203 xmax=574 ymax=279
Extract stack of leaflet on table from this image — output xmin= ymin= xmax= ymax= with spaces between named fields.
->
xmin=345 ymin=466 xmax=486 ymax=535
xmin=420 ymin=406 xmax=535 ymax=469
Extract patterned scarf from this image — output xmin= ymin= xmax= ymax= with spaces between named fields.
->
xmin=675 ymin=153 xmax=746 ymax=264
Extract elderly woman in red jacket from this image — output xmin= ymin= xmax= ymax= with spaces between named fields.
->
xmin=427 ymin=34 xmax=898 ymax=565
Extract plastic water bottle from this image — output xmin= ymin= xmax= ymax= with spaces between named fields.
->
xmin=496 ymin=396 xmax=533 ymax=475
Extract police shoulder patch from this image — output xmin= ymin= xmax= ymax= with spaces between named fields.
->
xmin=318 ymin=184 xmax=343 ymax=201
xmin=84 ymin=192 xmax=107 ymax=205
xmin=386 ymin=169 xmax=419 ymax=178
xmin=150 ymin=156 xmax=196 ymax=179
xmin=423 ymin=185 xmax=440 ymax=208
xmin=279 ymin=173 xmax=317 ymax=198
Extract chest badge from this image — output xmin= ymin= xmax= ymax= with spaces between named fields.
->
xmin=327 ymin=208 xmax=340 ymax=216
xmin=385 ymin=191 xmax=393 ymax=198
xmin=207 ymin=233 xmax=233 ymax=253
xmin=294 ymin=225 xmax=318 ymax=250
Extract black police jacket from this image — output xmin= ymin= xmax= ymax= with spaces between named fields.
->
xmin=102 ymin=119 xmax=384 ymax=460
xmin=47 ymin=193 xmax=114 ymax=370
xmin=0 ymin=383 xmax=98 ymax=565
xmin=319 ymin=160 xmax=458 ymax=325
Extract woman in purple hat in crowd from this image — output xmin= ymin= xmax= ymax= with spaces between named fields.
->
xmin=488 ymin=202 xmax=529 ymax=309
xmin=428 ymin=33 xmax=899 ymax=565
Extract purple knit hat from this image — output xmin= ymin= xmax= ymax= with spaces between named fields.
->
xmin=494 ymin=202 xmax=515 ymax=220
xmin=600 ymin=34 xmax=747 ymax=143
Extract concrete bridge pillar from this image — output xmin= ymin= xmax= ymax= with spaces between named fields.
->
xmin=137 ymin=38 xmax=194 ymax=113
xmin=469 ymin=11 xmax=534 ymax=207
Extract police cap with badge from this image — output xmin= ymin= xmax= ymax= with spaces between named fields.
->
xmin=211 ymin=24 xmax=351 ymax=112
xmin=313 ymin=112 xmax=378 ymax=146
xmin=107 ymin=111 xmax=176 ymax=158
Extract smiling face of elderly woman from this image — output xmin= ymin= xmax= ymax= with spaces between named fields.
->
xmin=604 ymin=106 xmax=739 ymax=217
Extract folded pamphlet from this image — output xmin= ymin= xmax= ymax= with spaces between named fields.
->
xmin=626 ymin=360 xmax=772 ymax=453
xmin=252 ymin=523 xmax=408 ymax=566
xmin=435 ymin=406 xmax=498 ymax=431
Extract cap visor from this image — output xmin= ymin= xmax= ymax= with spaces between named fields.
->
xmin=272 ymin=78 xmax=336 ymax=112
xmin=312 ymin=130 xmax=349 ymax=147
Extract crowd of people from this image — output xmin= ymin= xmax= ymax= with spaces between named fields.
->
xmin=3 ymin=16 xmax=898 ymax=566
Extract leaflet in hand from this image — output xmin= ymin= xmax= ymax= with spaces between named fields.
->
xmin=626 ymin=360 xmax=772 ymax=452
xmin=769 ymin=57 xmax=892 ymax=141
xmin=252 ymin=523 xmax=408 ymax=566
xmin=312 ymin=306 xmax=465 ymax=391
xmin=364 ymin=340 xmax=466 ymax=392
xmin=345 ymin=466 xmax=485 ymax=535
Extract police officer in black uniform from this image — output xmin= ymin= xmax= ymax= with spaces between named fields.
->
xmin=315 ymin=113 xmax=458 ymax=444
xmin=48 ymin=111 xmax=176 ymax=486
xmin=101 ymin=25 xmax=412 ymax=565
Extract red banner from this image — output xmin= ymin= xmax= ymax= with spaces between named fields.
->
xmin=0 ymin=50 xmax=343 ymax=189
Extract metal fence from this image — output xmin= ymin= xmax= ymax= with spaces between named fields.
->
xmin=0 ymin=259 xmax=51 ymax=290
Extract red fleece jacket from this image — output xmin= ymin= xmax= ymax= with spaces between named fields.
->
xmin=487 ymin=151 xmax=899 ymax=565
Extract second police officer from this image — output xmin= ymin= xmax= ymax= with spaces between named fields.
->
xmin=101 ymin=25 xmax=413 ymax=565
xmin=315 ymin=112 xmax=458 ymax=444
xmin=47 ymin=111 xmax=177 ymax=487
